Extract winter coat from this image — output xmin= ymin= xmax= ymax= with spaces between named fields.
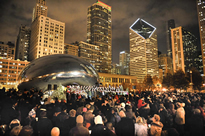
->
xmin=175 ymin=107 xmax=185 ymax=125
xmin=187 ymin=114 xmax=204 ymax=136
xmin=149 ymin=121 xmax=163 ymax=136
xmin=115 ymin=117 xmax=134 ymax=136
xmin=135 ymin=123 xmax=148 ymax=136
xmin=69 ymin=123 xmax=90 ymax=136
xmin=37 ymin=117 xmax=53 ymax=136
xmin=91 ymin=124 xmax=108 ymax=136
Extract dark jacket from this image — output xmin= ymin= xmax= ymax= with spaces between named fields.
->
xmin=115 ymin=117 xmax=134 ymax=136
xmin=69 ymin=123 xmax=90 ymax=136
xmin=91 ymin=124 xmax=107 ymax=136
xmin=37 ymin=117 xmax=53 ymax=136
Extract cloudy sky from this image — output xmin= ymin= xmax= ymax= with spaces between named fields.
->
xmin=0 ymin=0 xmax=200 ymax=63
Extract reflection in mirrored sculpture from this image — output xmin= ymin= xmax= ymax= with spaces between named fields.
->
xmin=18 ymin=54 xmax=99 ymax=91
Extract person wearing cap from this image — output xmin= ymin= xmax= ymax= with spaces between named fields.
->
xmin=115 ymin=110 xmax=135 ymax=136
xmin=174 ymin=102 xmax=185 ymax=136
xmin=69 ymin=115 xmax=89 ymax=136
xmin=90 ymin=115 xmax=107 ymax=136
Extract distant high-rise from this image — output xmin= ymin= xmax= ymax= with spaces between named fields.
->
xmin=119 ymin=51 xmax=130 ymax=75
xmin=129 ymin=18 xmax=159 ymax=83
xmin=0 ymin=42 xmax=15 ymax=59
xmin=87 ymin=0 xmax=112 ymax=73
xmin=29 ymin=15 xmax=65 ymax=61
xmin=32 ymin=0 xmax=48 ymax=22
xmin=158 ymin=54 xmax=173 ymax=76
xmin=197 ymin=0 xmax=205 ymax=74
xmin=171 ymin=27 xmax=198 ymax=73
xmin=78 ymin=41 xmax=100 ymax=70
xmin=64 ymin=43 xmax=79 ymax=57
xmin=167 ymin=19 xmax=175 ymax=58
xmin=15 ymin=25 xmax=31 ymax=61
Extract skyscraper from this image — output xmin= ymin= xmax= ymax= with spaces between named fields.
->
xmin=0 ymin=42 xmax=15 ymax=59
xmin=167 ymin=19 xmax=175 ymax=58
xmin=119 ymin=51 xmax=130 ymax=75
xmin=15 ymin=25 xmax=31 ymax=61
xmin=30 ymin=15 xmax=65 ymax=61
xmin=197 ymin=0 xmax=205 ymax=74
xmin=129 ymin=18 xmax=159 ymax=83
xmin=87 ymin=0 xmax=112 ymax=73
xmin=32 ymin=0 xmax=48 ymax=22
xmin=78 ymin=41 xmax=100 ymax=70
xmin=158 ymin=54 xmax=173 ymax=76
xmin=30 ymin=0 xmax=65 ymax=61
xmin=171 ymin=27 xmax=198 ymax=73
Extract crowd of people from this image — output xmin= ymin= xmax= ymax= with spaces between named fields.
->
xmin=0 ymin=87 xmax=205 ymax=136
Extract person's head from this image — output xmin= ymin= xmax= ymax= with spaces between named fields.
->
xmin=106 ymin=122 xmax=113 ymax=130
xmin=40 ymin=110 xmax=47 ymax=118
xmin=119 ymin=110 xmax=126 ymax=118
xmin=69 ymin=109 xmax=76 ymax=117
xmin=10 ymin=126 xmax=22 ymax=136
xmin=76 ymin=115 xmax=84 ymax=124
xmin=28 ymin=109 xmax=36 ymax=118
xmin=152 ymin=114 xmax=160 ymax=122
xmin=136 ymin=116 xmax=144 ymax=124
xmin=51 ymin=127 xmax=60 ymax=136
xmin=94 ymin=115 xmax=103 ymax=125
xmin=9 ymin=119 xmax=21 ymax=130
xmin=19 ymin=125 xmax=33 ymax=136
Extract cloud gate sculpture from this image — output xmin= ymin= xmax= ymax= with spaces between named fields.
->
xmin=18 ymin=54 xmax=99 ymax=91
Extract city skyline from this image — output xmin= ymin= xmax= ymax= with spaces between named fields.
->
xmin=0 ymin=0 xmax=200 ymax=63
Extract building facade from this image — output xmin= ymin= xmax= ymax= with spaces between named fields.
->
xmin=0 ymin=59 xmax=29 ymax=89
xmin=171 ymin=27 xmax=198 ymax=73
xmin=0 ymin=42 xmax=15 ymax=60
xmin=111 ymin=63 xmax=121 ymax=75
xmin=158 ymin=54 xmax=173 ymax=76
xmin=129 ymin=18 xmax=159 ymax=83
xmin=119 ymin=51 xmax=130 ymax=75
xmin=197 ymin=0 xmax=205 ymax=74
xmin=98 ymin=72 xmax=137 ymax=89
xmin=64 ymin=43 xmax=79 ymax=57
xmin=29 ymin=15 xmax=65 ymax=61
xmin=87 ymin=0 xmax=112 ymax=73
xmin=167 ymin=19 xmax=175 ymax=58
xmin=78 ymin=41 xmax=100 ymax=70
xmin=32 ymin=0 xmax=48 ymax=22
xmin=15 ymin=25 xmax=31 ymax=61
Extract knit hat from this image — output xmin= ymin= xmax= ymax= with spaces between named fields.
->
xmin=152 ymin=114 xmax=160 ymax=122
xmin=76 ymin=115 xmax=84 ymax=124
xmin=28 ymin=109 xmax=36 ymax=117
xmin=151 ymin=121 xmax=163 ymax=128
xmin=94 ymin=115 xmax=103 ymax=125
xmin=83 ymin=107 xmax=87 ymax=112
xmin=121 ymin=102 xmax=125 ymax=108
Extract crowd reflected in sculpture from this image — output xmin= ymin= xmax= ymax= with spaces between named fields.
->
xmin=18 ymin=54 xmax=99 ymax=91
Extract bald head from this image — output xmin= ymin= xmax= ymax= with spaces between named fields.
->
xmin=51 ymin=127 xmax=60 ymax=136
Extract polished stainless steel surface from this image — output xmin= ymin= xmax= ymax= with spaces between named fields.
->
xmin=18 ymin=54 xmax=99 ymax=91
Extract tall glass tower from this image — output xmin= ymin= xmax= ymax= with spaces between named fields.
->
xmin=197 ymin=0 xmax=205 ymax=75
xmin=171 ymin=27 xmax=198 ymax=73
xmin=87 ymin=0 xmax=112 ymax=73
xmin=167 ymin=19 xmax=175 ymax=58
xmin=129 ymin=18 xmax=159 ymax=83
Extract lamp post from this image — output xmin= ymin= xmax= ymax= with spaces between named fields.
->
xmin=190 ymin=71 xmax=193 ymax=92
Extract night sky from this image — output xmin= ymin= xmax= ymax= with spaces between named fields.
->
xmin=0 ymin=0 xmax=200 ymax=63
